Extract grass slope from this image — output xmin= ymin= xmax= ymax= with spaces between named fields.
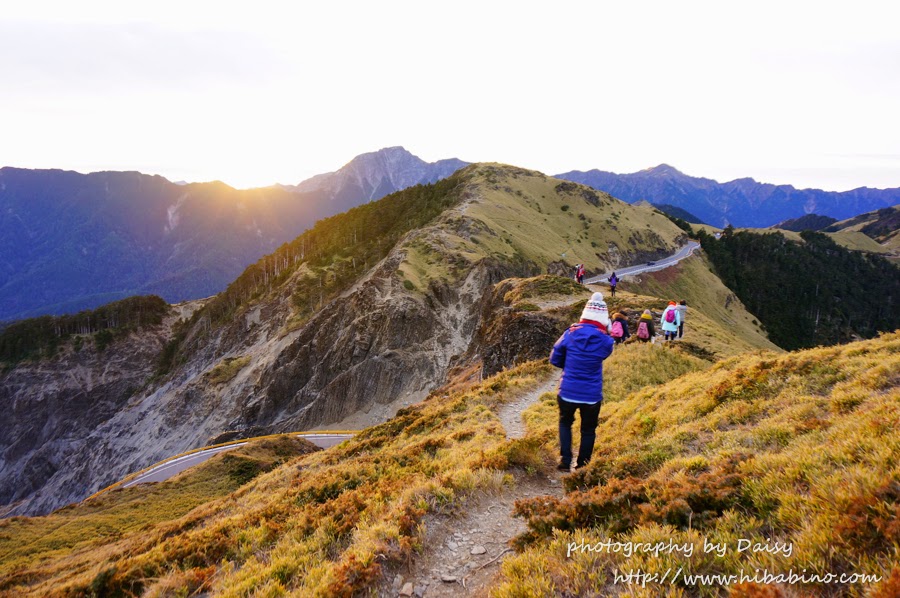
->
xmin=0 ymin=362 xmax=556 ymax=596
xmin=620 ymin=254 xmax=778 ymax=355
xmin=697 ymin=223 xmax=894 ymax=257
xmin=497 ymin=332 xmax=900 ymax=597
xmin=3 ymin=326 xmax=896 ymax=595
xmin=400 ymin=164 xmax=687 ymax=292
xmin=0 ymin=436 xmax=318 ymax=594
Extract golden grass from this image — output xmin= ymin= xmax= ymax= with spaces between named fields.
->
xmin=494 ymin=332 xmax=900 ymax=597
xmin=465 ymin=166 xmax=685 ymax=275
xmin=0 ymin=436 xmax=317 ymax=593
xmin=0 ymin=362 xmax=554 ymax=597
xmin=397 ymin=164 xmax=688 ymax=293
xmin=502 ymin=275 xmax=585 ymax=305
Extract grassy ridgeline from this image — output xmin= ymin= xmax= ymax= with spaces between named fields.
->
xmin=496 ymin=333 xmax=900 ymax=596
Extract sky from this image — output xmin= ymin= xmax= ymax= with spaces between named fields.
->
xmin=1 ymin=0 xmax=898 ymax=191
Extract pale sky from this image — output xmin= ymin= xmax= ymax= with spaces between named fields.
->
xmin=1 ymin=0 xmax=898 ymax=191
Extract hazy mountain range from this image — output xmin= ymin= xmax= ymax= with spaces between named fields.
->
xmin=0 ymin=148 xmax=463 ymax=321
xmin=555 ymin=164 xmax=900 ymax=228
xmin=2 ymin=148 xmax=898 ymax=321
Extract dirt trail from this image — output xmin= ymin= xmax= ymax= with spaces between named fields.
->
xmin=498 ymin=375 xmax=559 ymax=440
xmin=384 ymin=376 xmax=562 ymax=598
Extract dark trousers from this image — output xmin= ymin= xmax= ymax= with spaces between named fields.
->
xmin=558 ymin=396 xmax=602 ymax=468
xmin=678 ymin=323 xmax=684 ymax=338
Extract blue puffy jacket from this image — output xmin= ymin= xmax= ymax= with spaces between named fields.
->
xmin=549 ymin=320 xmax=615 ymax=404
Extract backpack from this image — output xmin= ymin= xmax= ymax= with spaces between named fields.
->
xmin=665 ymin=308 xmax=676 ymax=323
xmin=610 ymin=320 xmax=624 ymax=338
xmin=637 ymin=321 xmax=650 ymax=339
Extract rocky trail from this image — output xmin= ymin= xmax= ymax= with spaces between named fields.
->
xmin=384 ymin=376 xmax=563 ymax=598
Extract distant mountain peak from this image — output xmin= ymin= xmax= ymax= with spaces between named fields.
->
xmin=644 ymin=164 xmax=684 ymax=176
xmin=345 ymin=146 xmax=415 ymax=165
xmin=290 ymin=147 xmax=469 ymax=203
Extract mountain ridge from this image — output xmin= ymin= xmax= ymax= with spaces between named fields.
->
xmin=556 ymin=164 xmax=900 ymax=228
xmin=0 ymin=148 xmax=470 ymax=322
xmin=1 ymin=163 xmax=729 ymax=517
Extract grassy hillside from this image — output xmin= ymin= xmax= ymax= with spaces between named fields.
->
xmin=2 ymin=330 xmax=896 ymax=595
xmin=617 ymin=254 xmax=778 ymax=356
xmin=5 ymin=162 xmax=895 ymax=597
xmin=0 ymin=362 xmax=556 ymax=596
xmin=694 ymin=222 xmax=894 ymax=257
xmin=0 ymin=436 xmax=318 ymax=593
xmin=497 ymin=332 xmax=900 ymax=597
xmin=827 ymin=206 xmax=900 ymax=263
xmin=400 ymin=164 xmax=687 ymax=292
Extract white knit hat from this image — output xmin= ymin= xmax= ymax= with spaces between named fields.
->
xmin=580 ymin=292 xmax=609 ymax=327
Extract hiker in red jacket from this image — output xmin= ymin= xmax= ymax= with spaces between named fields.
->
xmin=549 ymin=292 xmax=614 ymax=471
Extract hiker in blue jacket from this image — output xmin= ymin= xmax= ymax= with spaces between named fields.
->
xmin=550 ymin=292 xmax=615 ymax=471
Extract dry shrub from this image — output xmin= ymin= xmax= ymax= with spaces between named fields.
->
xmin=872 ymin=567 xmax=900 ymax=598
xmin=728 ymin=582 xmax=784 ymax=597
xmin=513 ymin=453 xmax=753 ymax=547
xmin=834 ymin=478 xmax=900 ymax=554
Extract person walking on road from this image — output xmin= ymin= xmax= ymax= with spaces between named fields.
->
xmin=575 ymin=264 xmax=585 ymax=284
xmin=550 ymin=292 xmax=614 ymax=471
xmin=608 ymin=272 xmax=618 ymax=297
xmin=661 ymin=301 xmax=681 ymax=341
xmin=676 ymin=300 xmax=688 ymax=339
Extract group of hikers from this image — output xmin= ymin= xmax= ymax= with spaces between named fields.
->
xmin=549 ymin=287 xmax=688 ymax=471
xmin=608 ymin=300 xmax=687 ymax=344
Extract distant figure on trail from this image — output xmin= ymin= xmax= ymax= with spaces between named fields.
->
xmin=575 ymin=264 xmax=585 ymax=284
xmin=609 ymin=311 xmax=630 ymax=345
xmin=636 ymin=309 xmax=655 ymax=342
xmin=550 ymin=291 xmax=614 ymax=472
xmin=676 ymin=300 xmax=688 ymax=339
xmin=661 ymin=301 xmax=681 ymax=341
xmin=608 ymin=272 xmax=618 ymax=297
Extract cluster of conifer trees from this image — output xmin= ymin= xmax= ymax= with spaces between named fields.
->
xmin=0 ymin=295 xmax=170 ymax=363
xmin=697 ymin=227 xmax=899 ymax=349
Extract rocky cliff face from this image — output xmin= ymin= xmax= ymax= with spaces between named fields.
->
xmin=0 ymin=308 xmax=193 ymax=515
xmin=1 ymin=164 xmax=688 ymax=517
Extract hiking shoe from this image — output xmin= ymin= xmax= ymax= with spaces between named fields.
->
xmin=556 ymin=462 xmax=572 ymax=472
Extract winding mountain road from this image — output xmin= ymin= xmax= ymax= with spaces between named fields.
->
xmin=118 ymin=432 xmax=355 ymax=489
xmin=584 ymin=240 xmax=700 ymax=285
